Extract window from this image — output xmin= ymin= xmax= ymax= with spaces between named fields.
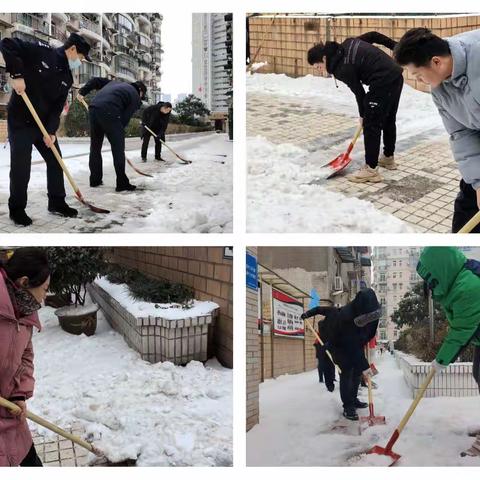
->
xmin=393 ymin=260 xmax=397 ymax=267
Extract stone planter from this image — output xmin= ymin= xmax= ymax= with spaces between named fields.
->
xmin=55 ymin=304 xmax=99 ymax=337
xmin=89 ymin=282 xmax=218 ymax=365
xmin=45 ymin=293 xmax=71 ymax=309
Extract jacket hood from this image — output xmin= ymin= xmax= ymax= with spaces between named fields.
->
xmin=351 ymin=288 xmax=380 ymax=317
xmin=416 ymin=247 xmax=466 ymax=299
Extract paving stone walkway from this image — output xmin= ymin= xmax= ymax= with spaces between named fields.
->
xmin=247 ymin=92 xmax=458 ymax=233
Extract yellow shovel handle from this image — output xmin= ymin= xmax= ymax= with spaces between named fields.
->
xmin=143 ymin=124 xmax=179 ymax=156
xmin=397 ymin=368 xmax=435 ymax=434
xmin=366 ymin=346 xmax=373 ymax=405
xmin=0 ymin=396 xmax=96 ymax=453
xmin=20 ymin=92 xmax=80 ymax=196
xmin=351 ymin=124 xmax=363 ymax=147
xmin=305 ymin=318 xmax=342 ymax=374
xmin=458 ymin=211 xmax=480 ymax=234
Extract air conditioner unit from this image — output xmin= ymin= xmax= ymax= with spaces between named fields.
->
xmin=333 ymin=276 xmax=343 ymax=292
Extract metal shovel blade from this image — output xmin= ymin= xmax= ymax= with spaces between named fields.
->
xmin=367 ymin=445 xmax=401 ymax=466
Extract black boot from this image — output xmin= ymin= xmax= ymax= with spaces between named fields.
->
xmin=90 ymin=180 xmax=103 ymax=187
xmin=10 ymin=208 xmax=32 ymax=226
xmin=354 ymin=399 xmax=368 ymax=409
xmin=141 ymin=157 xmax=147 ymax=163
xmin=343 ymin=407 xmax=359 ymax=421
xmin=48 ymin=200 xmax=78 ymax=218
xmin=116 ymin=183 xmax=137 ymax=192
xmin=155 ymin=157 xmax=166 ymax=162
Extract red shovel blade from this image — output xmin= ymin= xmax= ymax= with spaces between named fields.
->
xmin=75 ymin=192 xmax=110 ymax=214
xmin=366 ymin=445 xmax=401 ymax=466
xmin=360 ymin=415 xmax=386 ymax=427
xmin=325 ymin=153 xmax=353 ymax=179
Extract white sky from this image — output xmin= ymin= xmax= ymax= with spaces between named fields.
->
xmin=160 ymin=12 xmax=192 ymax=100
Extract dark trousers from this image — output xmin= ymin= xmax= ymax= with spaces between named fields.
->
xmin=20 ymin=443 xmax=43 ymax=467
xmin=8 ymin=124 xmax=66 ymax=211
xmin=141 ymin=131 xmax=164 ymax=159
xmin=317 ymin=358 xmax=324 ymax=382
xmin=89 ymin=108 xmax=129 ymax=187
xmin=452 ymin=180 xmax=480 ymax=233
xmin=339 ymin=366 xmax=362 ymax=410
xmin=473 ymin=346 xmax=480 ymax=393
xmin=363 ymin=76 xmax=404 ymax=168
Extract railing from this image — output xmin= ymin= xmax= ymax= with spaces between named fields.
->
xmin=395 ymin=351 xmax=479 ymax=398
xmin=79 ymin=16 xmax=101 ymax=36
xmin=51 ymin=24 xmax=67 ymax=42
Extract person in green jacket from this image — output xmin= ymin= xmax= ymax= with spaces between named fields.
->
xmin=417 ymin=246 xmax=480 ymax=456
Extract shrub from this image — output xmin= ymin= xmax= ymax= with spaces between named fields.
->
xmin=46 ymin=247 xmax=107 ymax=306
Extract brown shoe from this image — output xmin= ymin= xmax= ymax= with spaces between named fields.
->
xmin=348 ymin=165 xmax=383 ymax=183
xmin=378 ymin=154 xmax=397 ymax=170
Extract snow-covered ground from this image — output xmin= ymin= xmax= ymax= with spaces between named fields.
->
xmin=29 ymin=306 xmax=233 ymax=466
xmin=95 ymin=277 xmax=219 ymax=319
xmin=0 ymin=133 xmax=232 ymax=233
xmin=247 ymin=73 xmax=446 ymax=233
xmin=247 ymin=353 xmax=480 ymax=466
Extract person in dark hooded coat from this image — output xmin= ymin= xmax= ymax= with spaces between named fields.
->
xmin=301 ymin=288 xmax=381 ymax=420
xmin=141 ymin=102 xmax=172 ymax=162
xmin=307 ymin=32 xmax=404 ymax=184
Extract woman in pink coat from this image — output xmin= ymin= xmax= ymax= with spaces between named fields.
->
xmin=0 ymin=248 xmax=50 ymax=467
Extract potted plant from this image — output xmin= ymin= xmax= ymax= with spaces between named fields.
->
xmin=46 ymin=247 xmax=106 ymax=336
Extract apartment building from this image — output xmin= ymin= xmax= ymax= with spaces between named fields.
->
xmin=0 ymin=12 xmax=163 ymax=114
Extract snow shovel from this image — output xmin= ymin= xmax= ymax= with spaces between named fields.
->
xmin=361 ymin=368 xmax=435 ymax=466
xmin=304 ymin=318 xmax=342 ymax=374
xmin=20 ymin=92 xmax=110 ymax=214
xmin=77 ymin=97 xmax=153 ymax=178
xmin=320 ymin=124 xmax=363 ymax=179
xmin=143 ymin=125 xmax=192 ymax=164
xmin=458 ymin=211 xmax=480 ymax=233
xmin=0 ymin=396 xmax=102 ymax=457
xmin=360 ymin=348 xmax=386 ymax=429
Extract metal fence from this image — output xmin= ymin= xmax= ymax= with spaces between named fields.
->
xmin=395 ymin=351 xmax=479 ymax=398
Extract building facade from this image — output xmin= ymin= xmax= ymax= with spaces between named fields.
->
xmin=372 ymin=247 xmax=422 ymax=345
xmin=192 ymin=13 xmax=232 ymax=131
xmin=0 ymin=12 xmax=163 ymax=115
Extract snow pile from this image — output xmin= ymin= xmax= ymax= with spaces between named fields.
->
xmin=247 ymin=353 xmax=480 ymax=466
xmin=247 ymin=73 xmax=447 ymax=233
xmin=95 ymin=277 xmax=219 ymax=320
xmin=348 ymin=453 xmax=394 ymax=467
xmin=30 ymin=307 xmax=232 ymax=466
xmin=0 ymin=133 xmax=232 ymax=233
xmin=247 ymin=136 xmax=414 ymax=233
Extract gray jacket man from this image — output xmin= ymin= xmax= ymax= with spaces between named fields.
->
xmin=394 ymin=27 xmax=480 ymax=233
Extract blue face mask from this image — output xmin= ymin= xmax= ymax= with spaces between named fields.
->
xmin=68 ymin=58 xmax=82 ymax=70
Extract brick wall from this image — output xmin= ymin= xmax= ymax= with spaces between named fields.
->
xmin=246 ymin=247 xmax=260 ymax=431
xmin=0 ymin=120 xmax=6 ymax=143
xmin=260 ymin=285 xmax=316 ymax=380
xmin=249 ymin=14 xmax=480 ymax=92
xmin=110 ymin=247 xmax=233 ymax=368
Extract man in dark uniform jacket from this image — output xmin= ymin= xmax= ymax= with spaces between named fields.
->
xmin=307 ymin=32 xmax=404 ymax=184
xmin=141 ymin=101 xmax=172 ymax=162
xmin=78 ymin=78 xmax=147 ymax=192
xmin=0 ymin=33 xmax=91 ymax=226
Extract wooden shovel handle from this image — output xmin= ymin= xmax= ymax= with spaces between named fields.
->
xmin=305 ymin=318 xmax=342 ymax=374
xmin=366 ymin=347 xmax=373 ymax=406
xmin=397 ymin=368 xmax=435 ymax=434
xmin=20 ymin=92 xmax=81 ymax=197
xmin=143 ymin=124 xmax=180 ymax=157
xmin=458 ymin=211 xmax=480 ymax=234
xmin=0 ymin=396 xmax=96 ymax=454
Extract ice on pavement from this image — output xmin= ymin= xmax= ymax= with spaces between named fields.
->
xmin=30 ymin=307 xmax=232 ymax=466
xmin=247 ymin=352 xmax=480 ymax=466
xmin=0 ymin=133 xmax=232 ymax=233
xmin=247 ymin=73 xmax=446 ymax=233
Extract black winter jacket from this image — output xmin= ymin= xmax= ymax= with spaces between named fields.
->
xmin=0 ymin=38 xmax=73 ymax=134
xmin=303 ymin=289 xmax=380 ymax=371
xmin=142 ymin=102 xmax=171 ymax=134
xmin=327 ymin=33 xmax=403 ymax=117
xmin=79 ymin=77 xmax=141 ymax=127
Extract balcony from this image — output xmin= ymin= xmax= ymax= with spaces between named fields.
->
xmin=136 ymin=32 xmax=152 ymax=51
xmin=52 ymin=13 xmax=68 ymax=24
xmin=11 ymin=13 xmax=49 ymax=35
xmin=78 ymin=16 xmax=103 ymax=43
xmin=112 ymin=53 xmax=138 ymax=82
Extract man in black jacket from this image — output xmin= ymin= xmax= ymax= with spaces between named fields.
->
xmin=307 ymin=32 xmax=404 ymax=183
xmin=0 ymin=33 xmax=91 ymax=226
xmin=141 ymin=102 xmax=172 ymax=162
xmin=78 ymin=78 xmax=146 ymax=191
xmin=301 ymin=288 xmax=381 ymax=421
